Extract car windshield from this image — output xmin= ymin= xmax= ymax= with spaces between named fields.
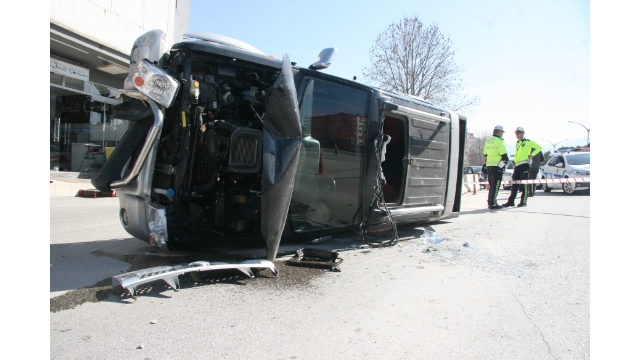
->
xmin=565 ymin=153 xmax=590 ymax=165
xmin=471 ymin=166 xmax=482 ymax=172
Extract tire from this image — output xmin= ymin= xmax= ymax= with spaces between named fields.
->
xmin=542 ymin=177 xmax=551 ymax=192
xmin=562 ymin=177 xmax=576 ymax=194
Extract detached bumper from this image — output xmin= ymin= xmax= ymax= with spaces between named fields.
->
xmin=113 ymin=260 xmax=278 ymax=299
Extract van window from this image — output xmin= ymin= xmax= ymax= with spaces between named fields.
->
xmin=290 ymin=77 xmax=369 ymax=233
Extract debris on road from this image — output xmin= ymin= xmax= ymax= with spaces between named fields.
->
xmin=463 ymin=242 xmax=470 ymax=247
xmin=285 ymin=248 xmax=343 ymax=272
xmin=112 ymin=259 xmax=278 ymax=299
xmin=304 ymin=235 xmax=333 ymax=245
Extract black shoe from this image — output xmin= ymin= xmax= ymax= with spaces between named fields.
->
xmin=517 ymin=203 xmax=527 ymax=207
xmin=502 ymin=202 xmax=515 ymax=207
xmin=489 ymin=204 xmax=502 ymax=210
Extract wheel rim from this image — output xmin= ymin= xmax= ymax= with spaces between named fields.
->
xmin=563 ymin=181 xmax=575 ymax=194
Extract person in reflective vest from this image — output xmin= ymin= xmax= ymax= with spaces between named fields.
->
xmin=483 ymin=125 xmax=509 ymax=210
xmin=502 ymin=127 xmax=542 ymax=208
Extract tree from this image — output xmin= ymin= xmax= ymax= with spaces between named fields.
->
xmin=362 ymin=16 xmax=480 ymax=113
xmin=465 ymin=131 xmax=491 ymax=166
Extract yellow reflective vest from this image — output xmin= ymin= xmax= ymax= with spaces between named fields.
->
xmin=514 ymin=139 xmax=542 ymax=164
xmin=483 ymin=136 xmax=508 ymax=166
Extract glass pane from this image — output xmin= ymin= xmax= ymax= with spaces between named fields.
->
xmin=50 ymin=95 xmax=130 ymax=172
xmin=290 ymin=77 xmax=369 ymax=233
xmin=565 ymin=153 xmax=589 ymax=165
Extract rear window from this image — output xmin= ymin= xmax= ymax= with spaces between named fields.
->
xmin=565 ymin=153 xmax=590 ymax=165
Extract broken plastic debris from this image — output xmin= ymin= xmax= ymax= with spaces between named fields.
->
xmin=286 ymin=248 xmax=343 ymax=271
xmin=422 ymin=230 xmax=443 ymax=245
xmin=112 ymin=259 xmax=278 ymax=299
xmin=137 ymin=344 xmax=145 ymax=349
xmin=150 ymin=320 xmax=157 ymax=324
xmin=463 ymin=242 xmax=470 ymax=247
xmin=305 ymin=235 xmax=332 ymax=245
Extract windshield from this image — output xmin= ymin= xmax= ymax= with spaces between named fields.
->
xmin=471 ymin=166 xmax=482 ymax=172
xmin=565 ymin=153 xmax=590 ymax=165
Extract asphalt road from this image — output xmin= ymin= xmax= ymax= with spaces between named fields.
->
xmin=50 ymin=187 xmax=590 ymax=359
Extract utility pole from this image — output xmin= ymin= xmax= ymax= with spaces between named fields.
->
xmin=541 ymin=139 xmax=568 ymax=152
xmin=568 ymin=121 xmax=590 ymax=145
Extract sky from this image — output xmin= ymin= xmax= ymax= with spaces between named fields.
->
xmin=188 ymin=0 xmax=590 ymax=152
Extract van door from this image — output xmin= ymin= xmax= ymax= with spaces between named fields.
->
xmin=392 ymin=107 xmax=451 ymax=207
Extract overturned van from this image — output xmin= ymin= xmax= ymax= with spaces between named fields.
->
xmin=92 ymin=30 xmax=468 ymax=261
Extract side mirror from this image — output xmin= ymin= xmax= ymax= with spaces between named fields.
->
xmin=309 ymin=48 xmax=337 ymax=70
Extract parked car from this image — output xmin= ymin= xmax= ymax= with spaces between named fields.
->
xmin=463 ymin=166 xmax=486 ymax=189
xmin=540 ymin=152 xmax=590 ymax=194
xmin=502 ymin=158 xmax=543 ymax=190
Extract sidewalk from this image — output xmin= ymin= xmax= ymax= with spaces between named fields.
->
xmin=50 ymin=171 xmax=98 ymax=197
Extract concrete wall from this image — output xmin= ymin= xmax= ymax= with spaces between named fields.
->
xmin=51 ymin=0 xmax=190 ymax=55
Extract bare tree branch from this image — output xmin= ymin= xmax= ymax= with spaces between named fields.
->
xmin=465 ymin=130 xmax=491 ymax=166
xmin=362 ymin=16 xmax=480 ymax=113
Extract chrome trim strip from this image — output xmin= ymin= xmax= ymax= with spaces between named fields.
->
xmin=112 ymin=260 xmax=278 ymax=298
xmin=443 ymin=111 xmax=460 ymax=217
xmin=392 ymin=105 xmax=451 ymax=124
xmin=110 ymin=99 xmax=163 ymax=189
xmin=389 ymin=205 xmax=445 ymax=216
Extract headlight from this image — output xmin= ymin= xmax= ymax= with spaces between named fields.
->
xmin=132 ymin=60 xmax=179 ymax=108
xmin=574 ymin=170 xmax=590 ymax=175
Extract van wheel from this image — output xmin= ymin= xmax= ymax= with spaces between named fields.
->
xmin=562 ymin=178 xmax=576 ymax=194
xmin=542 ymin=177 xmax=551 ymax=192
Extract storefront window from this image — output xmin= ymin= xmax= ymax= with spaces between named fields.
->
xmin=50 ymin=85 xmax=128 ymax=172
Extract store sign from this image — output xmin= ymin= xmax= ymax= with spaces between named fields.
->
xmin=50 ymin=57 xmax=90 ymax=81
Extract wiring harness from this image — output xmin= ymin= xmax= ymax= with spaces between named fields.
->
xmin=358 ymin=131 xmax=399 ymax=247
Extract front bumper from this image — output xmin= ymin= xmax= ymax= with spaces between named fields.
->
xmin=113 ymin=259 xmax=278 ymax=299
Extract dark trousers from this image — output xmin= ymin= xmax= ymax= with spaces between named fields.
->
xmin=486 ymin=166 xmax=503 ymax=206
xmin=528 ymin=167 xmax=540 ymax=194
xmin=508 ymin=163 xmax=530 ymax=205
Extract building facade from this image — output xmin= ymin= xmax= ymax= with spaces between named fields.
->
xmin=50 ymin=0 xmax=190 ymax=172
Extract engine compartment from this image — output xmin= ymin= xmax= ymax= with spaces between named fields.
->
xmin=150 ymin=51 xmax=282 ymax=245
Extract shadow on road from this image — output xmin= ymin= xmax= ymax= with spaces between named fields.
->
xmin=50 ymin=222 xmax=449 ymax=312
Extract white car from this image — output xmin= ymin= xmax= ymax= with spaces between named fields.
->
xmin=540 ymin=151 xmax=590 ymax=194
xmin=502 ymin=158 xmax=543 ymax=190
